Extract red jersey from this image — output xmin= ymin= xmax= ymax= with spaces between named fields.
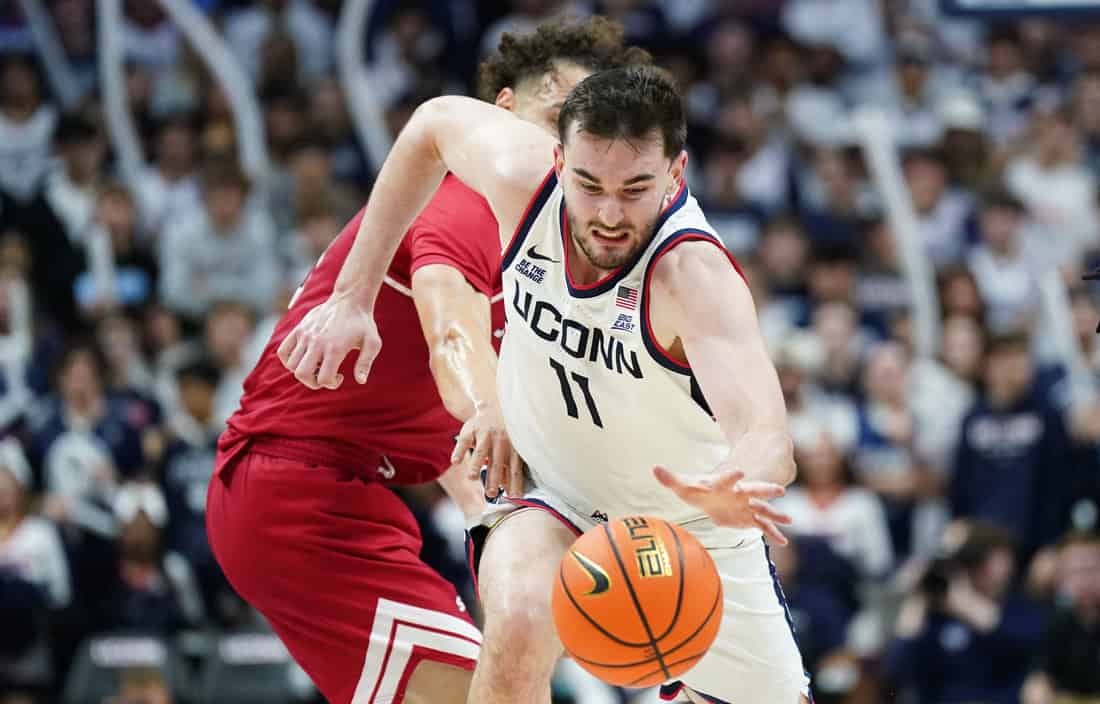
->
xmin=224 ymin=175 xmax=505 ymax=484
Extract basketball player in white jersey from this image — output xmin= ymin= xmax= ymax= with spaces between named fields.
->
xmin=277 ymin=65 xmax=811 ymax=703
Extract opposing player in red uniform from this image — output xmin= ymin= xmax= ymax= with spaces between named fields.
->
xmin=204 ymin=18 xmax=648 ymax=704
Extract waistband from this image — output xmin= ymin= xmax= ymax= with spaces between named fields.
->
xmin=219 ymin=426 xmax=396 ymax=482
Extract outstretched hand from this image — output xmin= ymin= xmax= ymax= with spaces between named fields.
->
xmin=653 ymin=466 xmax=792 ymax=545
xmin=277 ymin=294 xmax=381 ymax=390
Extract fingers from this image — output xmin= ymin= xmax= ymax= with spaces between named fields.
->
xmin=354 ymin=332 xmax=380 ymax=384
xmin=506 ymin=450 xmax=524 ymax=497
xmin=735 ymin=480 xmax=786 ymax=501
xmin=748 ymin=498 xmax=793 ymax=525
xmin=277 ymin=328 xmax=301 ymax=367
xmin=293 ymin=343 xmax=324 ymax=390
xmin=451 ymin=427 xmax=475 ymax=465
xmin=316 ymin=346 xmax=345 ymax=389
xmin=653 ymin=465 xmax=689 ymax=494
xmin=280 ymin=332 xmax=308 ymax=373
xmin=472 ymin=431 xmax=497 ymax=497
xmin=754 ymin=515 xmax=789 ymax=546
xmin=711 ymin=469 xmax=745 ymax=491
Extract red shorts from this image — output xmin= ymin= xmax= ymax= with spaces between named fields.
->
xmin=206 ymin=440 xmax=480 ymax=704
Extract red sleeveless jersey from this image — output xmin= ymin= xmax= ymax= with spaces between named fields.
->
xmin=225 ymin=175 xmax=505 ymax=484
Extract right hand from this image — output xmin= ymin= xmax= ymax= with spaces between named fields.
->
xmin=452 ymin=403 xmax=524 ymax=500
xmin=277 ymin=293 xmax=381 ymax=390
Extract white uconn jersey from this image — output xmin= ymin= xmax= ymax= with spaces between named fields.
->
xmin=498 ymin=171 xmax=760 ymax=541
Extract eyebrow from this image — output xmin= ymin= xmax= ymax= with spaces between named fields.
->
xmin=572 ymin=168 xmax=656 ymax=186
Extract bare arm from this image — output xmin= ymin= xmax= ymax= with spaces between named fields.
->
xmin=652 ymin=242 xmax=796 ymax=486
xmin=411 ymin=264 xmax=498 ymax=422
xmin=278 ymin=96 xmax=554 ymax=389
xmin=332 ymin=96 xmax=554 ymax=308
xmin=411 ymin=264 xmax=526 ymax=499
xmin=649 ymin=241 xmax=795 ymax=541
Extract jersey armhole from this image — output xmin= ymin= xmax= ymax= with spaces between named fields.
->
xmin=501 ymin=169 xmax=558 ymax=272
xmin=640 ymin=230 xmax=745 ymax=376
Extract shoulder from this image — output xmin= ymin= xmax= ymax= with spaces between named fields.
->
xmin=414 ymin=174 xmax=495 ymax=230
xmin=650 ymin=236 xmax=746 ymax=301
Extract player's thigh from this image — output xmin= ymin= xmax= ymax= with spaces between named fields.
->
xmin=404 ymin=660 xmax=474 ymax=704
xmin=207 ymin=453 xmax=480 ymax=704
xmin=477 ymin=508 xmax=577 ymax=645
xmin=677 ymin=540 xmax=810 ymax=704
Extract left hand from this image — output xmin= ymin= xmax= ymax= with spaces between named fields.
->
xmin=653 ymin=466 xmax=792 ymax=545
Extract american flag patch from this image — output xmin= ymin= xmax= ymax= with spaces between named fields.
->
xmin=615 ymin=285 xmax=639 ymax=310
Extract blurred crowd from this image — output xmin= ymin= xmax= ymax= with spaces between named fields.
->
xmin=1 ymin=0 xmax=1100 ymax=703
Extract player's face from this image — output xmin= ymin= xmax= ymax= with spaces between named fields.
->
xmin=509 ymin=62 xmax=591 ymax=136
xmin=555 ymin=125 xmax=687 ymax=273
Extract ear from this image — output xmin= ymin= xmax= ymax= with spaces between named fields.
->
xmin=668 ymin=150 xmax=688 ymax=194
xmin=494 ymin=87 xmax=516 ymax=112
xmin=553 ymin=142 xmax=565 ymax=181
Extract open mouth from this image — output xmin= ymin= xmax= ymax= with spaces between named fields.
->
xmin=591 ymin=230 xmax=629 ymax=245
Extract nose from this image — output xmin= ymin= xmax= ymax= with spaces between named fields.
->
xmin=596 ymin=198 xmax=624 ymax=229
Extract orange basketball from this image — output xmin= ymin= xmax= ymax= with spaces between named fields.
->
xmin=551 ymin=515 xmax=724 ymax=688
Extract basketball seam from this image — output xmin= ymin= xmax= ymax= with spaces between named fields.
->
xmin=567 ymin=585 xmax=722 ymax=669
xmin=602 ymin=522 xmax=672 ymax=681
xmin=557 ymin=565 xmax=651 ymax=648
xmin=627 ymin=650 xmax=709 ymax=688
xmin=652 ymin=525 xmax=688 ymax=642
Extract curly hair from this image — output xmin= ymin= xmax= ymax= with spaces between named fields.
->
xmin=476 ymin=16 xmax=652 ymax=103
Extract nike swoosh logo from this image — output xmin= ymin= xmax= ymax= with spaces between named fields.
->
xmin=526 ymin=245 xmax=560 ymax=263
xmin=570 ymin=550 xmax=611 ymax=596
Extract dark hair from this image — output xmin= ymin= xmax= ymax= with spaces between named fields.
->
xmin=477 ymin=16 xmax=651 ymax=102
xmin=558 ymin=65 xmax=686 ymax=158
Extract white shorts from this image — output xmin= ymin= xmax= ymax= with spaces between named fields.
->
xmin=467 ymin=486 xmax=813 ymax=704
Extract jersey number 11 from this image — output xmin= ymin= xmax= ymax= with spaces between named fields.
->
xmin=549 ymin=358 xmax=603 ymax=428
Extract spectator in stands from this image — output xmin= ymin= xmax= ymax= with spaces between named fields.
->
xmin=307 ymin=78 xmax=371 ymax=188
xmin=698 ymin=136 xmax=766 ymax=255
xmin=283 ymin=201 xmax=341 ymax=291
xmin=977 ymin=25 xmax=1037 ymax=146
xmin=44 ymin=114 xmax=105 ymax=247
xmin=1022 ymin=530 xmax=1100 ymax=704
xmin=75 ymin=186 xmax=159 ymax=320
xmin=903 ymin=147 xmax=973 ymax=268
xmin=886 ymin=520 xmax=1045 ymax=704
xmin=0 ymin=438 xmax=70 ymax=697
xmin=968 ymin=190 xmax=1041 ymax=334
xmin=201 ymin=302 xmax=257 ymax=428
xmin=939 ymin=264 xmax=987 ymax=322
xmin=951 ymin=331 xmax=1075 ymax=559
xmin=158 ymin=163 xmax=278 ymax=321
xmin=99 ymin=481 xmax=200 ymax=634
xmin=1071 ymin=71 xmax=1100 ymax=178
xmin=713 ymin=87 xmax=793 ymax=214
xmin=767 ymin=538 xmax=855 ymax=693
xmin=131 ymin=115 xmax=201 ymax=243
xmin=774 ymin=332 xmax=859 ymax=454
xmin=852 ymin=341 xmax=937 ymax=558
xmin=855 ymin=218 xmax=911 ymax=338
xmin=0 ymin=54 xmax=56 ymax=206
xmin=1005 ymin=105 xmax=1100 ymax=267
xmin=159 ymin=360 xmax=241 ymax=625
xmin=811 ymin=302 xmax=867 ymax=397
xmin=800 ymin=148 xmax=869 ymax=247
xmin=224 ymin=0 xmax=334 ymax=86
xmin=911 ymin=314 xmax=983 ymax=473
xmin=777 ymin=419 xmax=895 ymax=582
